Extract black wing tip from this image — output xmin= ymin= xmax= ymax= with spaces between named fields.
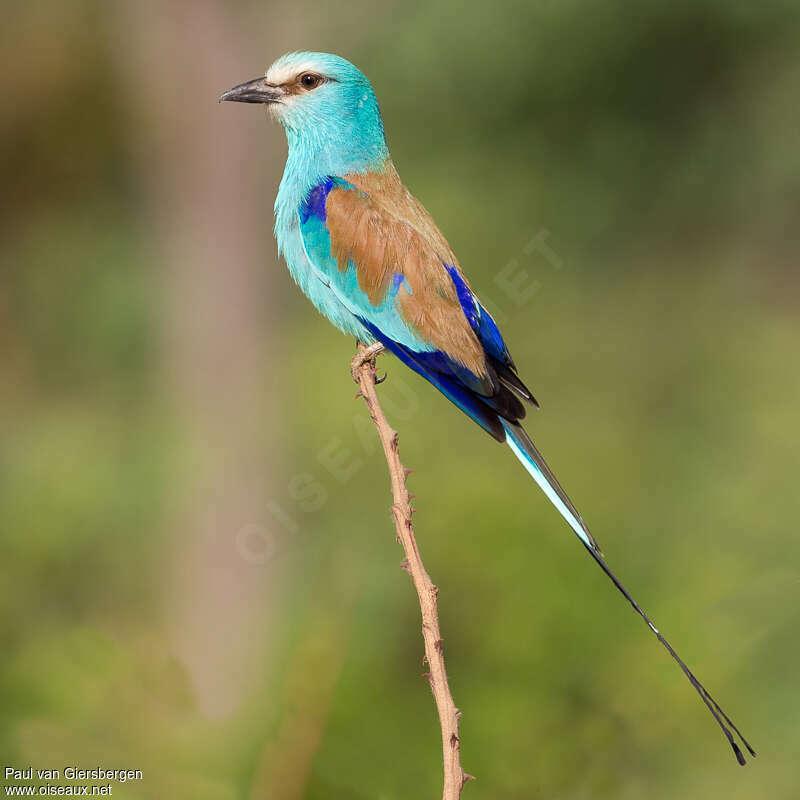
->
xmin=491 ymin=358 xmax=538 ymax=409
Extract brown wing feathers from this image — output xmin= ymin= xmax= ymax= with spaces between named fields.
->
xmin=327 ymin=163 xmax=486 ymax=373
xmin=325 ymin=162 xmax=535 ymax=426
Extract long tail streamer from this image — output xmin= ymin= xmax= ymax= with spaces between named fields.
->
xmin=502 ymin=420 xmax=756 ymax=765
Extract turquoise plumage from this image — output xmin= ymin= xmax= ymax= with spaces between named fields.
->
xmin=220 ymin=51 xmax=755 ymax=764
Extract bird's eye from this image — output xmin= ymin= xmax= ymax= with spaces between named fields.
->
xmin=299 ymin=73 xmax=322 ymax=90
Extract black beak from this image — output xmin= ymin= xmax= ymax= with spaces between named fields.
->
xmin=218 ymin=77 xmax=283 ymax=104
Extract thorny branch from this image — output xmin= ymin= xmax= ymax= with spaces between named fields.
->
xmin=351 ymin=342 xmax=473 ymax=800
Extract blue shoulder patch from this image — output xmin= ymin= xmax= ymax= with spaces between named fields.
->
xmin=299 ymin=177 xmax=336 ymax=224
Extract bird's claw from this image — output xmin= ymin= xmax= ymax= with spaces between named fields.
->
xmin=350 ymin=342 xmax=386 ymax=383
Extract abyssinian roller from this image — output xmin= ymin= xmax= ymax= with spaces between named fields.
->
xmin=220 ymin=52 xmax=755 ymax=764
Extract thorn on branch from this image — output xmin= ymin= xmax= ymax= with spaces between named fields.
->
xmin=463 ymin=773 xmax=476 ymax=785
xmin=435 ymin=638 xmax=444 ymax=653
xmin=449 ymin=733 xmax=459 ymax=748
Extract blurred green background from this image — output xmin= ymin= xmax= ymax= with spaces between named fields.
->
xmin=2 ymin=1 xmax=799 ymax=797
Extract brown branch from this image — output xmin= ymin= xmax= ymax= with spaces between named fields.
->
xmin=351 ymin=342 xmax=473 ymax=800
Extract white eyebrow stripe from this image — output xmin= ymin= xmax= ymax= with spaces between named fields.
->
xmin=266 ymin=61 xmax=326 ymax=86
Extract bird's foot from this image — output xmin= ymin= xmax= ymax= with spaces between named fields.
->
xmin=351 ymin=342 xmax=385 ymax=383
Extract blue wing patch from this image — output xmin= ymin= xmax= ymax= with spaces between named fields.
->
xmin=445 ymin=265 xmax=514 ymax=368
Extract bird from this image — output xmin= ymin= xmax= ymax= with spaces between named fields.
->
xmin=220 ymin=51 xmax=755 ymax=765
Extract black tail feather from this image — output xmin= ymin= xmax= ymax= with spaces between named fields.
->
xmin=583 ymin=543 xmax=756 ymax=765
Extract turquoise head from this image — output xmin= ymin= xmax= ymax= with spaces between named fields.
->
xmin=220 ymin=51 xmax=389 ymax=177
